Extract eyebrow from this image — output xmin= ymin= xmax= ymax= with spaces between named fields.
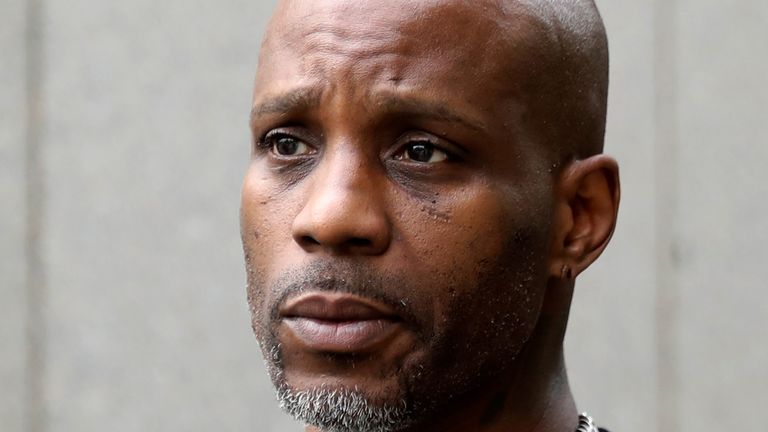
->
xmin=250 ymin=88 xmax=487 ymax=134
xmin=250 ymin=87 xmax=323 ymax=119
xmin=375 ymin=96 xmax=487 ymax=133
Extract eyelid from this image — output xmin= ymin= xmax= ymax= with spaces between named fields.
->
xmin=257 ymin=128 xmax=317 ymax=153
xmin=261 ymin=128 xmax=297 ymax=145
xmin=393 ymin=131 xmax=463 ymax=162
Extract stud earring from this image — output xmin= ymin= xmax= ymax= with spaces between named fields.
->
xmin=560 ymin=264 xmax=573 ymax=280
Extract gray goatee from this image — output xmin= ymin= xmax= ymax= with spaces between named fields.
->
xmin=277 ymin=384 xmax=412 ymax=432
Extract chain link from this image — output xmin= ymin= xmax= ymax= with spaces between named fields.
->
xmin=576 ymin=413 xmax=599 ymax=432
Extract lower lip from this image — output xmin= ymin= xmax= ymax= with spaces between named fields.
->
xmin=283 ymin=318 xmax=400 ymax=353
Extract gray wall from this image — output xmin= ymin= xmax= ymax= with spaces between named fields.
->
xmin=2 ymin=1 xmax=766 ymax=431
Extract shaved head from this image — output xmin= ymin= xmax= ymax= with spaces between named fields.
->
xmin=257 ymin=0 xmax=609 ymax=163
xmin=514 ymin=0 xmax=610 ymax=159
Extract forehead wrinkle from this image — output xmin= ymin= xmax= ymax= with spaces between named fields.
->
xmin=271 ymin=2 xmax=412 ymax=66
xmin=267 ymin=0 xmax=552 ymax=86
xmin=264 ymin=24 xmax=412 ymax=90
xmin=299 ymin=23 xmax=403 ymax=55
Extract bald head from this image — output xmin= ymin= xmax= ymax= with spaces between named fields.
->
xmin=257 ymin=0 xmax=609 ymax=163
xmin=515 ymin=0 xmax=610 ymax=160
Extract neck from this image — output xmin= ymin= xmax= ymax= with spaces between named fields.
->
xmin=404 ymin=318 xmax=577 ymax=432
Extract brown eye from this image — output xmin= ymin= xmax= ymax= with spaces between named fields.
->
xmin=397 ymin=142 xmax=448 ymax=163
xmin=264 ymin=132 xmax=313 ymax=156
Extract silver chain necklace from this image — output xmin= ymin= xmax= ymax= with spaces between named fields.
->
xmin=576 ymin=413 xmax=599 ymax=432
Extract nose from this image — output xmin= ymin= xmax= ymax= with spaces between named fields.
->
xmin=291 ymin=154 xmax=391 ymax=256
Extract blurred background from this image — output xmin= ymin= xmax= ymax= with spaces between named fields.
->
xmin=1 ymin=0 xmax=766 ymax=431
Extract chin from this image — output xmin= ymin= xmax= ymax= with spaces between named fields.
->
xmin=274 ymin=374 xmax=415 ymax=432
xmin=283 ymin=370 xmax=403 ymax=400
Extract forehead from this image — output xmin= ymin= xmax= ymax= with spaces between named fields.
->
xmin=255 ymin=0 xmax=555 ymax=106
xmin=269 ymin=0 xmax=512 ymax=47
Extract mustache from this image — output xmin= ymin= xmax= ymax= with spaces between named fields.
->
xmin=266 ymin=261 xmax=423 ymax=329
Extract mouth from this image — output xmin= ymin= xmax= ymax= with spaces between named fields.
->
xmin=279 ymin=292 xmax=402 ymax=353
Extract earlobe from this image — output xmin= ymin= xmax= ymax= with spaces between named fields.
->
xmin=550 ymin=155 xmax=620 ymax=278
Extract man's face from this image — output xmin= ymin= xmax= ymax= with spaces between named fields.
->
xmin=242 ymin=0 xmax=559 ymax=429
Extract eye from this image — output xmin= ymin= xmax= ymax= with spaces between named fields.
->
xmin=261 ymin=131 xmax=314 ymax=157
xmin=395 ymin=141 xmax=449 ymax=163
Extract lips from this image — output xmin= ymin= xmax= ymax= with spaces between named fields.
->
xmin=279 ymin=293 xmax=402 ymax=353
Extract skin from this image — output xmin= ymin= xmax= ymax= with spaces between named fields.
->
xmin=241 ymin=0 xmax=620 ymax=431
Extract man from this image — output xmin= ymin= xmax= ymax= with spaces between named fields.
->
xmin=241 ymin=0 xmax=620 ymax=431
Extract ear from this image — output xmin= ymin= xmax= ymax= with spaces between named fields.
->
xmin=549 ymin=155 xmax=620 ymax=279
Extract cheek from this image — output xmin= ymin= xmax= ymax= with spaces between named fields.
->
xmin=395 ymin=183 xmax=552 ymax=347
xmin=241 ymin=167 xmax=297 ymax=265
xmin=396 ymin=185 xmax=523 ymax=276
xmin=241 ymin=167 xmax=302 ymax=319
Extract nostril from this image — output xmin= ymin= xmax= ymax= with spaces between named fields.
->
xmin=300 ymin=235 xmax=321 ymax=246
xmin=296 ymin=233 xmax=378 ymax=252
xmin=348 ymin=237 xmax=372 ymax=248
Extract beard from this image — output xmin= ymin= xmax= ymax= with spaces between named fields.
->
xmin=244 ymin=226 xmax=547 ymax=432
xmin=249 ymin=262 xmax=426 ymax=432
xmin=275 ymin=378 xmax=413 ymax=432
